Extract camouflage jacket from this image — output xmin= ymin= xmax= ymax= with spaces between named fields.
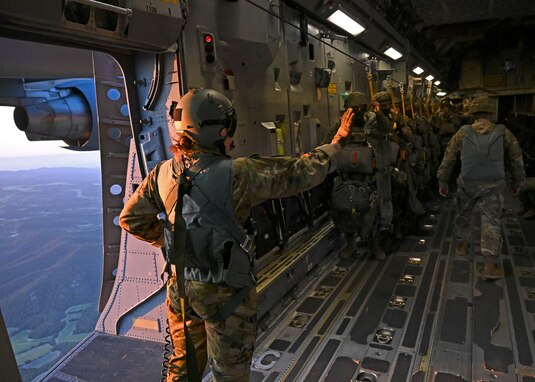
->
xmin=119 ymin=143 xmax=341 ymax=248
xmin=436 ymin=119 xmax=525 ymax=188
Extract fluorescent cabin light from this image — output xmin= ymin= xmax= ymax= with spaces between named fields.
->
xmin=434 ymin=80 xmax=441 ymax=86
xmin=384 ymin=47 xmax=403 ymax=60
xmin=426 ymin=74 xmax=434 ymax=81
xmin=437 ymin=91 xmax=447 ymax=96
xmin=412 ymin=66 xmax=424 ymax=75
xmin=327 ymin=10 xmax=365 ymax=36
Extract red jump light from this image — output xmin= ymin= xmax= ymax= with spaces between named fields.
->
xmin=201 ymin=32 xmax=216 ymax=67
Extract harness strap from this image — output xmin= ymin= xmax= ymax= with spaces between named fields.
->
xmin=206 ymin=286 xmax=251 ymax=323
xmin=165 ymin=154 xmax=255 ymax=339
xmin=188 ymin=154 xmax=257 ymax=283
xmin=173 ymin=159 xmax=201 ymax=382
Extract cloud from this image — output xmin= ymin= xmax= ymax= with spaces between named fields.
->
xmin=1 ymin=106 xmax=100 ymax=170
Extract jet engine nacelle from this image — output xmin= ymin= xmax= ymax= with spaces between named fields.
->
xmin=8 ymin=78 xmax=100 ymax=151
xmin=14 ymin=91 xmax=92 ymax=147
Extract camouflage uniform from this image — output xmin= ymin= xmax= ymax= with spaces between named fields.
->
xmin=120 ymin=143 xmax=341 ymax=381
xmin=432 ymin=101 xmax=462 ymax=160
xmin=398 ymin=123 xmax=426 ymax=214
xmin=412 ymin=115 xmax=439 ymax=197
xmin=323 ymin=103 xmax=391 ymax=260
xmin=437 ymin=117 xmax=524 ymax=277
xmin=407 ymin=118 xmax=426 ymax=194
xmin=373 ymin=92 xmax=425 ymax=239
xmin=371 ymin=91 xmax=401 ymax=228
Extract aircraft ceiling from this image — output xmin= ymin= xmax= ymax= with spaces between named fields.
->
xmin=368 ymin=0 xmax=535 ymax=88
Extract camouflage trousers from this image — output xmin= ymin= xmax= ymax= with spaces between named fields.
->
xmin=453 ymin=178 xmax=505 ymax=257
xmin=166 ymin=277 xmax=257 ymax=382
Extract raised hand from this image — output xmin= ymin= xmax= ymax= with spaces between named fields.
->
xmin=332 ymin=108 xmax=354 ymax=144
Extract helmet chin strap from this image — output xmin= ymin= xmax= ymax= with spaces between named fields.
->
xmin=216 ymin=127 xmax=235 ymax=155
xmin=216 ymin=140 xmax=233 ymax=156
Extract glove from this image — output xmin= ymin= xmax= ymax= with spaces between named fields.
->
xmin=332 ymin=108 xmax=354 ymax=146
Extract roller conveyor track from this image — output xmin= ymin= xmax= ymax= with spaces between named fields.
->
xmin=249 ymin=196 xmax=535 ymax=382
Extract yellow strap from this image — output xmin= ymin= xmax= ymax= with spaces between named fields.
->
xmin=387 ymin=77 xmax=399 ymax=116
xmin=367 ymin=72 xmax=374 ymax=103
xmin=400 ymin=85 xmax=406 ymax=118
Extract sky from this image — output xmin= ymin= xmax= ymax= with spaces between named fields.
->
xmin=0 ymin=106 xmax=101 ymax=171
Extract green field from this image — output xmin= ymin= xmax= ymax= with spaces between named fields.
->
xmin=11 ymin=303 xmax=94 ymax=369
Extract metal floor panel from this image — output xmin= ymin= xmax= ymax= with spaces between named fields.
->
xmin=40 ymin=332 xmax=165 ymax=381
xmin=251 ymin=196 xmax=535 ymax=382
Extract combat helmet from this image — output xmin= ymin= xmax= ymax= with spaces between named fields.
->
xmin=344 ymin=92 xmax=368 ymax=109
xmin=374 ymin=91 xmax=398 ymax=106
xmin=440 ymin=97 xmax=454 ymax=110
xmin=468 ymin=96 xmax=495 ymax=115
xmin=173 ymin=88 xmax=237 ymax=148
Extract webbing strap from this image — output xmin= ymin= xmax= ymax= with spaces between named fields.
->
xmin=171 ymin=154 xmax=254 ymax=330
xmin=206 ymin=286 xmax=250 ymax=323
xmin=173 ymin=164 xmax=201 ymax=382
xmin=187 ymin=155 xmax=256 ymax=285
xmin=187 ymin=156 xmax=250 ymax=252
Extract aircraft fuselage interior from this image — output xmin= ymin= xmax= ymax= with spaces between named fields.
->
xmin=1 ymin=1 xmax=535 ymax=381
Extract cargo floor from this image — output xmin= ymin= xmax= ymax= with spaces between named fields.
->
xmin=249 ymin=196 xmax=535 ymax=382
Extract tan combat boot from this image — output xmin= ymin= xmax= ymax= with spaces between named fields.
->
xmin=455 ymin=240 xmax=468 ymax=256
xmin=481 ymin=256 xmax=505 ymax=280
